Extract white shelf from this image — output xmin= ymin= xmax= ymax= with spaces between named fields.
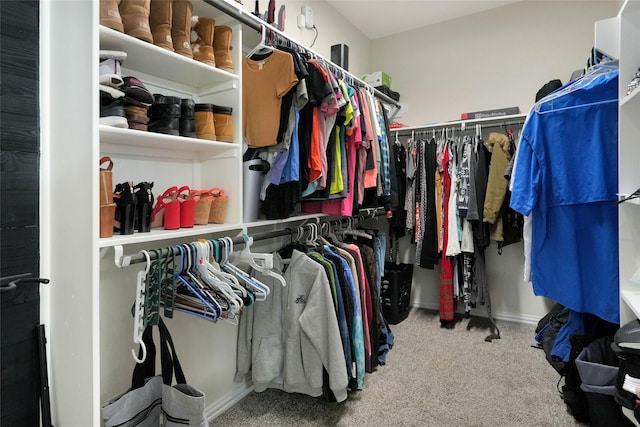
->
xmin=622 ymin=290 xmax=640 ymax=319
xmin=99 ymin=222 xmax=245 ymax=247
xmin=621 ymin=86 xmax=640 ymax=108
xmin=99 ymin=26 xmax=238 ymax=91
xmin=98 ymin=213 xmax=336 ymax=248
xmin=99 ymin=125 xmax=240 ymax=160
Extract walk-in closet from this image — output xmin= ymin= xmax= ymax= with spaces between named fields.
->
xmin=3 ymin=0 xmax=638 ymax=426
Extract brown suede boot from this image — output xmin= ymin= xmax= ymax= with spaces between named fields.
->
xmin=212 ymin=105 xmax=233 ymax=142
xmin=101 ymin=0 xmax=124 ymax=32
xmin=121 ymin=0 xmax=153 ymax=43
xmin=194 ymin=104 xmax=216 ymax=140
xmin=172 ymin=0 xmax=193 ymax=58
xmin=213 ymin=25 xmax=234 ymax=73
xmin=149 ymin=0 xmax=174 ymax=51
xmin=191 ymin=16 xmax=216 ymax=67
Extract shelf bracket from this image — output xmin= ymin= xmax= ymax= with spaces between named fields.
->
xmin=114 ymin=245 xmax=132 ymax=268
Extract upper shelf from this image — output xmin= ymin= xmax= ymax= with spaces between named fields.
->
xmin=99 ymin=125 xmax=240 ymax=160
xmin=99 ymin=26 xmax=238 ymax=91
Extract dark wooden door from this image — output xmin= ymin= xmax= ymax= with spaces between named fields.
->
xmin=0 ymin=1 xmax=42 ymax=425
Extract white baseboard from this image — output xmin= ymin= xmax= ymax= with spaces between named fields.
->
xmin=411 ymin=300 xmax=540 ymax=325
xmin=205 ymin=380 xmax=254 ymax=421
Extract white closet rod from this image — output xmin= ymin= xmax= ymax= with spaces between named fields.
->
xmin=397 ymin=113 xmax=528 ymax=133
xmin=117 ymin=207 xmax=386 ymax=267
xmin=202 ymin=0 xmax=402 ymax=114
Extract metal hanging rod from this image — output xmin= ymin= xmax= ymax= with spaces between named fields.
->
xmin=397 ymin=119 xmax=526 ymax=138
xmin=115 ymin=208 xmax=386 ymax=268
xmin=398 ymin=113 xmax=528 ymax=133
xmin=201 ymin=0 xmax=401 ymax=111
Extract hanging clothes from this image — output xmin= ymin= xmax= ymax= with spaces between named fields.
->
xmin=510 ymin=64 xmax=619 ymax=324
xmin=243 ymin=50 xmax=298 ymax=148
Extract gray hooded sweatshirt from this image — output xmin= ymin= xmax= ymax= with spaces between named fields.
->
xmin=235 ymin=250 xmax=348 ymax=402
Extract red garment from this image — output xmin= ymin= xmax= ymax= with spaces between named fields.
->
xmin=302 ymin=121 xmax=358 ymax=216
xmin=439 ymin=148 xmax=455 ymax=322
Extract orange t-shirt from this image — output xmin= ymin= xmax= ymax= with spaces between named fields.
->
xmin=243 ymin=50 xmax=298 ymax=148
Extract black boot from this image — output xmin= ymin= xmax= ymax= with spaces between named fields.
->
xmin=179 ymin=98 xmax=196 ymax=137
xmin=148 ymin=94 xmax=181 ymax=135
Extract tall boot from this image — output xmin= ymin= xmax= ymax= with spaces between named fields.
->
xmin=120 ymin=0 xmax=153 ymax=43
xmin=149 ymin=0 xmax=174 ymax=51
xmin=191 ymin=16 xmax=215 ymax=67
xmin=213 ymin=25 xmax=234 ymax=73
xmin=172 ymin=0 xmax=193 ymax=58
xmin=100 ymin=0 xmax=123 ymax=32
xmin=212 ymin=105 xmax=233 ymax=142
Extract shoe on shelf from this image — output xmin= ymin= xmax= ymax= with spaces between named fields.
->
xmin=100 ymin=0 xmax=124 ymax=32
xmin=125 ymin=105 xmax=150 ymax=131
xmin=120 ymin=0 xmax=153 ymax=43
xmin=134 ymin=181 xmax=154 ymax=232
xmin=148 ymin=100 xmax=181 ymax=135
xmin=190 ymin=189 xmax=213 ymax=225
xmin=99 ymin=156 xmax=116 ymax=238
xmin=208 ymin=187 xmax=228 ymax=224
xmin=172 ymin=0 xmax=193 ymax=58
xmin=191 ymin=16 xmax=216 ymax=67
xmin=100 ymin=85 xmax=129 ymax=128
xmin=113 ymin=181 xmax=137 ymax=235
xmin=212 ymin=104 xmax=233 ymax=142
xmin=177 ymin=186 xmax=195 ymax=228
xmin=194 ymin=103 xmax=216 ymax=140
xmin=121 ymin=76 xmax=155 ymax=106
xmin=99 ymin=50 xmax=127 ymax=88
xmin=149 ymin=0 xmax=174 ymax=51
xmin=151 ymin=186 xmax=181 ymax=230
xmin=179 ymin=98 xmax=196 ymax=137
xmin=214 ymin=25 xmax=234 ymax=73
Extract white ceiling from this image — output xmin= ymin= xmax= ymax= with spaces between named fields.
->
xmin=325 ymin=0 xmax=523 ymax=39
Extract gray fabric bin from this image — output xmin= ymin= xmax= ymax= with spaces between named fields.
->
xmin=576 ymin=344 xmax=618 ymax=395
xmin=575 ymin=336 xmax=632 ymax=427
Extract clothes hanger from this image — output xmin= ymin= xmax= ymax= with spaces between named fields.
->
xmin=131 ymin=250 xmax=150 ymax=364
xmin=175 ymin=244 xmax=220 ymax=321
xmin=218 ymin=237 xmax=270 ymax=301
xmin=246 ymin=25 xmax=274 ymax=59
xmin=232 ymin=235 xmax=287 ymax=288
xmin=208 ymin=239 xmax=254 ymax=307
xmin=203 ymin=239 xmax=248 ymax=300
xmin=194 ymin=241 xmax=243 ymax=319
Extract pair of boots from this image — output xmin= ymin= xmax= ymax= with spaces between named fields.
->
xmin=100 ymin=0 xmax=193 ymax=57
xmin=194 ymin=104 xmax=233 ymax=142
xmin=190 ymin=17 xmax=234 ymax=72
xmin=148 ymin=95 xmax=199 ymax=137
xmin=100 ymin=0 xmax=233 ymax=73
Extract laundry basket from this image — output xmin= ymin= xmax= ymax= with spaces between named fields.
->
xmin=576 ymin=335 xmax=631 ymax=427
xmin=381 ymin=262 xmax=413 ymax=324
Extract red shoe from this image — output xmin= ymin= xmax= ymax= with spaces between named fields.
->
xmin=177 ymin=186 xmax=195 ymax=228
xmin=151 ymin=186 xmax=180 ymax=230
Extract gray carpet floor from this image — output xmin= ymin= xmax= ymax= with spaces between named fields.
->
xmin=212 ymin=308 xmax=583 ymax=426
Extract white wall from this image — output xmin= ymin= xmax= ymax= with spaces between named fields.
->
xmin=371 ymin=1 xmax=621 ymax=125
xmin=370 ymin=0 xmax=621 ymax=322
xmin=238 ymin=0 xmax=372 ymax=78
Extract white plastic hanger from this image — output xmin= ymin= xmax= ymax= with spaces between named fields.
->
xmin=246 ymin=25 xmax=274 ymax=59
xmin=132 ymin=250 xmax=150 ymax=364
xmin=194 ymin=242 xmax=243 ymax=319
xmin=219 ymin=237 xmax=271 ymax=301
xmin=233 ymin=235 xmax=287 ymax=288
